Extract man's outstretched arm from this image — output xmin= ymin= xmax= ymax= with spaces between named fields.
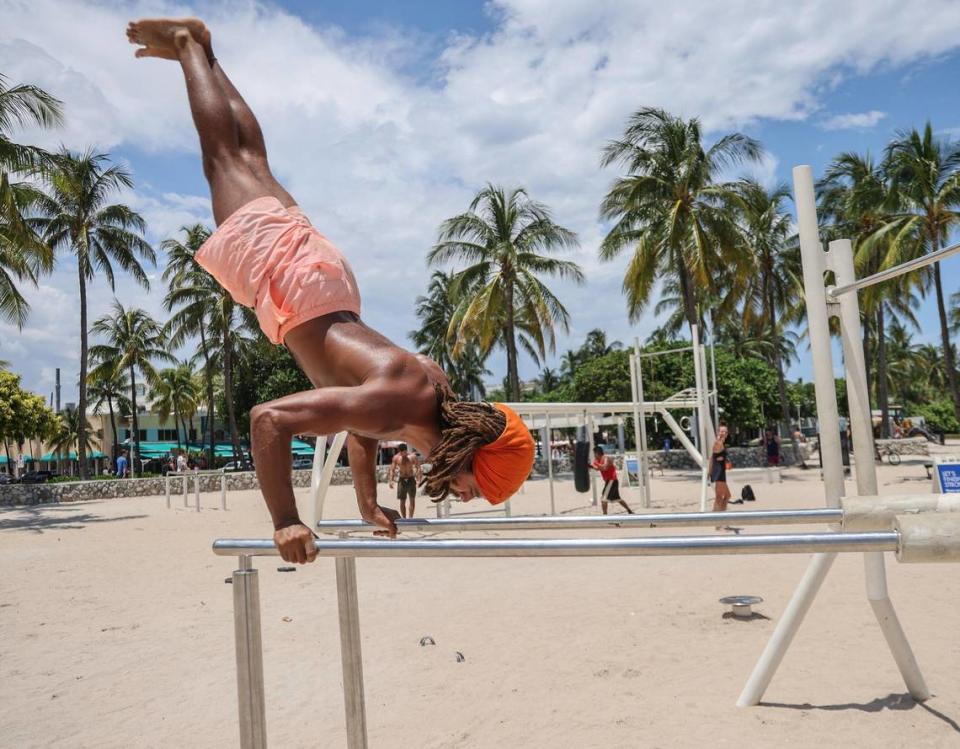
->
xmin=250 ymin=384 xmax=400 ymax=562
xmin=347 ymin=433 xmax=400 ymax=535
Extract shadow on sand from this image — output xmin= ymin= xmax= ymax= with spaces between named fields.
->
xmin=0 ymin=505 xmax=147 ymax=534
xmin=761 ymin=693 xmax=959 ymax=733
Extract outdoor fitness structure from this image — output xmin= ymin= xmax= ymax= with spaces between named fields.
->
xmin=212 ymin=163 xmax=960 ymax=747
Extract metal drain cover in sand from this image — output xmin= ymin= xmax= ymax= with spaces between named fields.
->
xmin=719 ymin=595 xmax=764 ymax=617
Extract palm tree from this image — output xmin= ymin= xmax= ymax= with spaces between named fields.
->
xmin=34 ymin=150 xmax=153 ymax=479
xmin=428 ymin=185 xmax=583 ymax=400
xmin=448 ymin=346 xmax=491 ymax=400
xmin=410 ymin=270 xmax=459 ymax=374
xmin=559 ymin=349 xmax=582 ymax=382
xmin=0 ymin=75 xmax=62 ymax=327
xmin=163 ymin=224 xmax=251 ymax=466
xmin=819 ymin=152 xmax=905 ymax=435
xmin=884 ymin=124 xmax=960 ymax=420
xmin=599 ymin=107 xmax=761 ymax=333
xmin=87 ymin=364 xmax=131 ymax=462
xmin=89 ymin=302 xmax=171 ymax=477
xmin=151 ymin=363 xmax=201 ymax=450
xmin=539 ymin=366 xmax=560 ymax=393
xmin=580 ymin=329 xmax=623 ymax=360
xmin=47 ymin=406 xmax=101 ymax=476
xmin=733 ymin=179 xmax=804 ymax=453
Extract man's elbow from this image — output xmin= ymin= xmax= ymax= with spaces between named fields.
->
xmin=251 ymin=403 xmax=288 ymax=447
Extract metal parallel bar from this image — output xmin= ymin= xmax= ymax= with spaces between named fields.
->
xmin=315 ymin=508 xmax=843 ymax=534
xmin=502 ymin=401 xmax=700 ymax=416
xmin=213 ymin=532 xmax=897 ymax=558
xmin=233 ymin=556 xmax=267 ymax=749
xmin=827 ymin=240 xmax=960 ymax=298
xmin=335 ymin=555 xmax=368 ymax=749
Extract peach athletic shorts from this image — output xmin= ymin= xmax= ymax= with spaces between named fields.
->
xmin=195 ymin=197 xmax=361 ymax=344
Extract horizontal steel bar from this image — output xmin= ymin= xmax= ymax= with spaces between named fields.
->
xmin=316 ymin=508 xmax=844 ymax=534
xmin=828 ymin=240 xmax=960 ymax=298
xmin=501 ymin=401 xmax=700 ymax=416
xmin=213 ymin=531 xmax=898 ymax=558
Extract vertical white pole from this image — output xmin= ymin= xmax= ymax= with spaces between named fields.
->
xmin=335 ymin=543 xmax=368 ymax=749
xmin=831 ymin=239 xmax=930 ymax=701
xmin=739 ymin=164 xmax=846 ymax=706
xmin=233 ymin=556 xmax=267 ymax=749
xmin=221 ymin=472 xmax=227 ymax=511
xmin=710 ymin=333 xmax=720 ymax=427
xmin=165 ymin=474 xmax=171 ymax=509
xmin=545 ymin=413 xmax=556 ymax=515
xmin=632 ymin=341 xmax=652 ymax=508
xmin=182 ymin=473 xmax=188 ymax=508
xmin=195 ymin=470 xmax=201 ymax=512
xmin=692 ymin=324 xmax=710 ymax=512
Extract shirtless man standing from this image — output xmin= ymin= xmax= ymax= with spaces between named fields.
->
xmin=388 ymin=444 xmax=422 ymax=518
xmin=126 ymin=18 xmax=534 ymax=563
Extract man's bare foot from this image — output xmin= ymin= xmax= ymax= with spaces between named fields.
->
xmin=127 ymin=17 xmax=211 ymax=60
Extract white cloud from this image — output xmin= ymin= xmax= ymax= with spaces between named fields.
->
xmin=820 ymin=109 xmax=887 ymax=130
xmin=4 ymin=0 xmax=960 ymax=399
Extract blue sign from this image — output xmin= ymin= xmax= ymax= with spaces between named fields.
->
xmin=935 ymin=462 xmax=960 ymax=493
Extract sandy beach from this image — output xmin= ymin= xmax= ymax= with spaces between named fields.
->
xmin=2 ymin=452 xmax=960 ymax=748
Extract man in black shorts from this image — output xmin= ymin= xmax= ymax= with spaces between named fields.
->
xmin=388 ymin=444 xmax=422 ymax=518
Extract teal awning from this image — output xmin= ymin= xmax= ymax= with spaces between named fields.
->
xmin=39 ymin=451 xmax=106 ymax=461
xmin=291 ymin=439 xmax=316 ymax=455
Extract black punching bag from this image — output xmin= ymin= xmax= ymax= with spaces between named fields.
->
xmin=574 ymin=440 xmax=591 ymax=493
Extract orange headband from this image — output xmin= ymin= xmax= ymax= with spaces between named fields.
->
xmin=473 ymin=403 xmax=535 ymax=504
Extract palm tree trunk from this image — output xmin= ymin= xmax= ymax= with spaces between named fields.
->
xmin=876 ymin=305 xmax=891 ymax=439
xmin=199 ymin=326 xmax=215 ymax=467
xmin=678 ymin=261 xmax=698 ymax=332
xmin=130 ymin=367 xmax=141 ymax=478
xmin=77 ymin=265 xmax=89 ymax=480
xmin=174 ymin=403 xmax=183 ymax=451
xmin=504 ymin=282 xmax=520 ymax=401
xmin=767 ymin=284 xmax=800 ymax=465
xmin=932 ymin=256 xmax=960 ymax=421
xmin=223 ymin=334 xmax=245 ymax=466
xmin=107 ymin=396 xmax=118 ymax=462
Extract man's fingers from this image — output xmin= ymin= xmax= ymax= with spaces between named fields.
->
xmin=304 ymin=537 xmax=317 ymax=563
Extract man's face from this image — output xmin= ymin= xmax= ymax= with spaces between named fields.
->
xmin=448 ymin=470 xmax=481 ymax=502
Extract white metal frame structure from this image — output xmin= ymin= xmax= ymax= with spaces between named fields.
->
xmin=736 ymin=164 xmax=947 ymax=706
xmin=164 ymin=469 xmax=227 ymax=512
xmin=214 ymin=505 xmax=960 ymax=748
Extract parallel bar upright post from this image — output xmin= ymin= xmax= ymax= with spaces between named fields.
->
xmin=232 ymin=555 xmax=267 ymax=749
xmin=221 ymin=473 xmax=227 ymax=511
xmin=632 ymin=342 xmax=652 ymax=508
xmin=739 ymin=164 xmax=846 ymax=706
xmin=831 ymin=239 xmax=929 ymax=701
xmin=335 ymin=544 xmax=368 ymax=749
xmin=183 ymin=473 xmax=188 ymax=508
xmin=546 ymin=413 xmax=556 ymax=515
xmin=195 ymin=472 xmax=201 ymax=512
xmin=165 ymin=475 xmax=171 ymax=509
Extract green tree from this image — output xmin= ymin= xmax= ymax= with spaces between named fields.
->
xmin=89 ymin=302 xmax=171 ymax=476
xmin=733 ymin=179 xmax=804 ymax=453
xmin=538 ymin=366 xmax=560 ymax=393
xmin=87 ymin=364 xmax=131 ymax=462
xmin=228 ymin=338 xmax=311 ymax=436
xmin=428 ymin=185 xmax=583 ymax=400
xmin=47 ymin=405 xmax=102 ymax=475
xmin=0 ymin=369 xmax=58 ymax=477
xmin=599 ymin=107 xmax=761 ymax=332
xmin=151 ymin=363 xmax=201 ymax=450
xmin=0 ymin=74 xmax=62 ymax=327
xmin=884 ymin=123 xmax=960 ymax=421
xmin=34 ymin=150 xmax=153 ymax=478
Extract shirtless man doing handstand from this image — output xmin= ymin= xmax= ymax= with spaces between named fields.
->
xmin=126 ymin=18 xmax=534 ymax=562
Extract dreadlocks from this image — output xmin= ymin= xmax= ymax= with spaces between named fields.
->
xmin=422 ymin=388 xmax=506 ymax=501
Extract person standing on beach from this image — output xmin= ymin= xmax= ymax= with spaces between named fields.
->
xmin=388 ymin=444 xmax=422 ymax=518
xmin=590 ymin=446 xmax=634 ymax=515
xmin=710 ymin=425 xmax=732 ymax=514
xmin=763 ymin=427 xmax=781 ymax=466
xmin=116 ymin=450 xmax=129 ymax=478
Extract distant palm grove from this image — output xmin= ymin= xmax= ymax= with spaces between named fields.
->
xmin=3 ymin=74 xmax=960 ymax=479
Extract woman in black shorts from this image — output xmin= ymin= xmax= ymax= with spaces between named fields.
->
xmin=710 ymin=425 xmax=732 ymax=514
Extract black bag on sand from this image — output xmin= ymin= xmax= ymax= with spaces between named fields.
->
xmin=741 ymin=484 xmax=756 ymax=502
xmin=574 ymin=441 xmax=591 ymax=493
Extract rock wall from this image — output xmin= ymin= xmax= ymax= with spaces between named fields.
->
xmin=875 ymin=437 xmax=929 ymax=456
xmin=0 ymin=467 xmax=392 ymax=507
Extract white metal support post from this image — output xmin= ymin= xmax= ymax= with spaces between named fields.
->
xmin=691 ymin=324 xmax=711 ymax=511
xmin=738 ymin=165 xmax=847 ymax=705
xmin=302 ymin=431 xmax=349 ymax=528
xmin=587 ymin=413 xmax=598 ymax=506
xmin=545 ymin=413 xmax=556 ymax=515
xmin=830 ymin=239 xmax=929 ymax=700
xmin=632 ymin=341 xmax=652 ymax=507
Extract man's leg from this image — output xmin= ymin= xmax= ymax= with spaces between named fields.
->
xmin=400 ymin=498 xmax=407 ymax=519
xmin=409 ymin=494 xmax=416 ymax=518
xmin=128 ymin=20 xmax=270 ymax=224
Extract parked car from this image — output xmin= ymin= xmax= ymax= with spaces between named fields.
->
xmin=0 ymin=473 xmax=15 ymax=485
xmin=222 ymin=460 xmax=253 ymax=472
xmin=19 ymin=470 xmax=54 ymax=484
xmin=292 ymin=456 xmax=314 ymax=470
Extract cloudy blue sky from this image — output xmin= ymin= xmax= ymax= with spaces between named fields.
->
xmin=4 ymin=0 xmax=960 ymax=403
